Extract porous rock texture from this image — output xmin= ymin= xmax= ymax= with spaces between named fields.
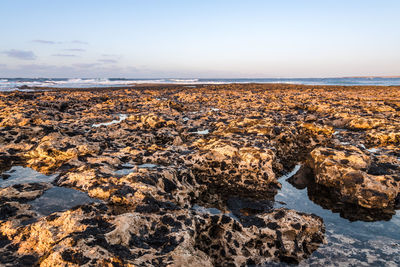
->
xmin=1 ymin=83 xmax=399 ymax=265
xmin=0 ymin=197 xmax=324 ymax=266
xmin=306 ymin=145 xmax=400 ymax=211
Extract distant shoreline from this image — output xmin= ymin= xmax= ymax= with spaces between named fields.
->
xmin=342 ymin=76 xmax=400 ymax=78
xmin=2 ymin=77 xmax=400 ymax=92
xmin=7 ymin=82 xmax=400 ymax=93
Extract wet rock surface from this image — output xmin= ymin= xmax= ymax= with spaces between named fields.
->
xmin=0 ymin=83 xmax=399 ymax=266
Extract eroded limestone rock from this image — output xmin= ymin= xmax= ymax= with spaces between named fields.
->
xmin=307 ymin=145 xmax=400 ymax=210
xmin=2 ymin=83 xmax=399 ymax=266
xmin=0 ymin=202 xmax=324 ymax=266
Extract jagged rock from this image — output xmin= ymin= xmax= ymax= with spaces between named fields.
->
xmin=193 ymin=208 xmax=325 ymax=266
xmin=187 ymin=139 xmax=278 ymax=199
xmin=307 ymin=145 xmax=400 ymax=210
xmin=1 ymin=83 xmax=399 ymax=266
xmin=0 ymin=203 xmax=324 ymax=266
xmin=346 ymin=117 xmax=386 ymax=130
xmin=0 ymin=183 xmax=52 ymax=203
xmin=127 ymin=113 xmax=166 ymax=128
xmin=25 ymin=132 xmax=100 ymax=174
xmin=366 ymin=130 xmax=400 ymax=146
xmin=0 ymin=183 xmax=52 ymax=232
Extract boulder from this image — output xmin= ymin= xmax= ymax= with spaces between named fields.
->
xmin=307 ymin=145 xmax=400 ymax=210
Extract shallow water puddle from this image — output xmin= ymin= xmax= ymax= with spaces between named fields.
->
xmin=194 ymin=129 xmax=209 ymax=135
xmin=113 ymin=163 xmax=136 ymax=176
xmin=192 ymin=204 xmax=240 ymax=221
xmin=28 ymin=187 xmax=100 ymax=216
xmin=0 ymin=166 xmax=57 ymax=188
xmin=192 ymin=204 xmax=223 ymax=215
xmin=92 ymin=114 xmax=127 ymax=127
xmin=358 ymin=143 xmax=381 ymax=154
xmin=114 ymin=163 xmax=161 ymax=175
xmin=137 ymin=163 xmax=159 ymax=169
xmin=274 ymin=164 xmax=400 ymax=265
xmin=114 ymin=168 xmax=136 ymax=176
xmin=367 ymin=147 xmax=380 ymax=153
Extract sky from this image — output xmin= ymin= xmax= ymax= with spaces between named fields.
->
xmin=0 ymin=0 xmax=399 ymax=78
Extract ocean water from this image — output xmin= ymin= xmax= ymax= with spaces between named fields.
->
xmin=1 ymin=77 xmax=400 ymax=91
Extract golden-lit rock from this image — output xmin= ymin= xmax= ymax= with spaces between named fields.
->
xmin=307 ymin=145 xmax=400 ymax=209
xmin=1 ymin=83 xmax=400 ymax=266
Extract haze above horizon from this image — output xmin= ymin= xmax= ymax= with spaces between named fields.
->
xmin=1 ymin=0 xmax=399 ymax=78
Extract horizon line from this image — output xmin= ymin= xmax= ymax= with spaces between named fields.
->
xmin=1 ymin=76 xmax=400 ymax=79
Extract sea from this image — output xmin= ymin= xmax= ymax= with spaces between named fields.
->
xmin=1 ymin=77 xmax=400 ymax=91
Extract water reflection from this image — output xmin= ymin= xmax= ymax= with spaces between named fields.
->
xmin=274 ymin=164 xmax=400 ymax=265
xmin=137 ymin=163 xmax=159 ymax=169
xmin=307 ymin=182 xmax=394 ymax=222
xmin=0 ymin=166 xmax=57 ymax=188
xmin=287 ymin=165 xmax=396 ymax=222
xmin=28 ymin=186 xmax=100 ymax=216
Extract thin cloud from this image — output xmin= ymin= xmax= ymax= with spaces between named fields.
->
xmin=74 ymin=63 xmax=97 ymax=68
xmin=71 ymin=40 xmax=88 ymax=45
xmin=2 ymin=49 xmax=36 ymax=60
xmin=52 ymin=54 xmax=79 ymax=57
xmin=32 ymin=39 xmax=88 ymax=45
xmin=64 ymin=48 xmax=86 ymax=52
xmin=98 ymin=59 xmax=118 ymax=64
xmin=33 ymin=39 xmax=58 ymax=44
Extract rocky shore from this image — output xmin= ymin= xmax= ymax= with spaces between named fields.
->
xmin=1 ymin=83 xmax=399 ymax=266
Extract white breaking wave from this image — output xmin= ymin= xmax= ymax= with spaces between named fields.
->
xmin=128 ymin=79 xmax=166 ymax=84
xmin=51 ymin=78 xmax=135 ymax=86
xmin=0 ymin=78 xmax=219 ymax=90
xmin=168 ymin=78 xmax=199 ymax=83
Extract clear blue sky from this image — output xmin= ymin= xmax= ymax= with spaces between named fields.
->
xmin=0 ymin=0 xmax=399 ymax=78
